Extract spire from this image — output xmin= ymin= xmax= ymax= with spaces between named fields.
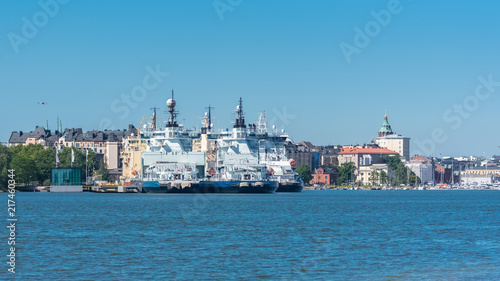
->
xmin=378 ymin=112 xmax=393 ymax=137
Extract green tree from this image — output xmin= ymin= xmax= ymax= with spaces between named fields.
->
xmin=337 ymin=162 xmax=357 ymax=185
xmin=96 ymin=158 xmax=110 ymax=181
xmin=379 ymin=170 xmax=388 ymax=184
xmin=34 ymin=147 xmax=56 ymax=184
xmin=57 ymin=147 xmax=97 ymax=182
xmin=10 ymin=148 xmax=36 ymax=185
xmin=384 ymin=156 xmax=410 ymax=186
xmin=296 ymin=164 xmax=312 ymax=184
xmin=369 ymin=171 xmax=379 ymax=186
xmin=0 ymin=144 xmax=12 ymax=190
xmin=327 ymin=163 xmax=340 ymax=173
xmin=409 ymin=172 xmax=421 ymax=186
xmin=0 ymin=144 xmax=99 ymax=188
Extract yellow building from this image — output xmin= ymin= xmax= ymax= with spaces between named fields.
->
xmin=121 ymin=136 xmax=148 ymax=179
xmin=460 ymin=167 xmax=500 ymax=176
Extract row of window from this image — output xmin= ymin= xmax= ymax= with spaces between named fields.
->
xmin=75 ymin=142 xmax=104 ymax=148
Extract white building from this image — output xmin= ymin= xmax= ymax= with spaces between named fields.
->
xmin=375 ymin=113 xmax=410 ymax=161
xmin=461 ymin=175 xmax=492 ymax=185
xmin=358 ymin=164 xmax=389 ymax=186
xmin=405 ymin=163 xmax=434 ymax=184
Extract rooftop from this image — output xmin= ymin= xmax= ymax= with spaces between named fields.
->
xmin=377 ymin=133 xmax=409 ymax=139
xmin=378 ymin=113 xmax=393 ymax=136
xmin=339 ymin=147 xmax=398 ymax=155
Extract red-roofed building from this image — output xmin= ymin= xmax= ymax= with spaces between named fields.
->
xmin=310 ymin=166 xmax=338 ymax=186
xmin=338 ymin=146 xmax=399 ymax=185
xmin=410 ymin=156 xmax=431 ymax=164
xmin=338 ymin=146 xmax=399 ymax=169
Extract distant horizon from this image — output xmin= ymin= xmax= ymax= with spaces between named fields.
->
xmin=2 ymin=108 xmax=498 ymax=159
xmin=1 ymin=1 xmax=499 ymax=157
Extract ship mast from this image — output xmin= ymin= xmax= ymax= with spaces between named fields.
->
xmin=202 ymin=105 xmax=214 ymax=134
xmin=166 ymin=90 xmax=178 ymax=128
xmin=150 ymin=107 xmax=158 ymax=130
xmin=234 ymin=97 xmax=246 ymax=128
xmin=256 ymin=111 xmax=268 ymax=133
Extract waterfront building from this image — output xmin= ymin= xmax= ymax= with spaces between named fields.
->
xmin=338 ymin=146 xmax=398 ymax=169
xmin=408 ymin=156 xmax=434 ymax=184
xmin=338 ymin=146 xmax=398 ymax=185
xmin=461 ymin=174 xmax=493 ymax=185
xmin=410 ymin=155 xmax=432 ymax=164
xmin=67 ymin=126 xmax=137 ymax=172
xmin=460 ymin=166 xmax=500 ymax=177
xmin=50 ymin=168 xmax=83 ymax=192
xmin=315 ymin=145 xmax=342 ymax=167
xmin=285 ymin=141 xmax=313 ymax=168
xmin=375 ymin=113 xmax=410 ymax=161
xmin=320 ymin=153 xmax=339 ymax=166
xmin=406 ymin=162 xmax=434 ymax=185
xmin=8 ymin=126 xmax=61 ymax=148
xmin=358 ymin=164 xmax=390 ymax=186
xmin=310 ymin=166 xmax=338 ymax=185
xmin=9 ymin=125 xmax=137 ymax=179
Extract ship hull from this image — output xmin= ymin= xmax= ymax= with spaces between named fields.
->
xmin=141 ymin=181 xmax=202 ymax=193
xmin=141 ymin=180 xmax=278 ymax=193
xmin=198 ymin=181 xmax=278 ymax=193
xmin=276 ymin=181 xmax=303 ymax=192
xmin=141 ymin=181 xmax=169 ymax=193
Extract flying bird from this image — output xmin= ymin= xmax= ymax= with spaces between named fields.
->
xmin=38 ymin=102 xmax=48 ymax=105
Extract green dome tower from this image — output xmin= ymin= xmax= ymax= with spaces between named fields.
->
xmin=378 ymin=112 xmax=393 ymax=137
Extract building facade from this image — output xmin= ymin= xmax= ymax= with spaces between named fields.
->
xmin=285 ymin=141 xmax=313 ymax=168
xmin=338 ymin=146 xmax=398 ymax=185
xmin=9 ymin=125 xmax=137 ymax=174
xmin=375 ymin=113 xmax=410 ymax=161
xmin=310 ymin=166 xmax=338 ymax=186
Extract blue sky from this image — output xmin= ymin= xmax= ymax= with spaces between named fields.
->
xmin=1 ymin=0 xmax=499 ymax=157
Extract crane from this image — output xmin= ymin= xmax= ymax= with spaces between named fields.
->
xmin=138 ymin=115 xmax=146 ymax=139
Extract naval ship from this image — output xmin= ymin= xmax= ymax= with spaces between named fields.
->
xmin=141 ymin=91 xmax=205 ymax=193
xmin=253 ymin=111 xmax=303 ymax=192
xmin=140 ymin=93 xmax=278 ymax=193
xmin=205 ymin=98 xmax=278 ymax=193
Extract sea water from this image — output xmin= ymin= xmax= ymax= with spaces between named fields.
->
xmin=5 ymin=190 xmax=500 ymax=280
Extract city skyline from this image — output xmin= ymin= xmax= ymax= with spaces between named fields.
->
xmin=1 ymin=1 xmax=499 ymax=157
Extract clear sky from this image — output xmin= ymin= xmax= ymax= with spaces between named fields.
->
xmin=1 ymin=0 xmax=499 ymax=157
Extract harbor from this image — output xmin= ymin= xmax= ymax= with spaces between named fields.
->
xmin=4 ymin=92 xmax=500 ymax=194
xmin=3 ymin=1 xmax=500 ymax=279
xmin=6 ymin=92 xmax=500 ymax=194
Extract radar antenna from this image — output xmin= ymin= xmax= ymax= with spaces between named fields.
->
xmin=165 ymin=89 xmax=179 ymax=127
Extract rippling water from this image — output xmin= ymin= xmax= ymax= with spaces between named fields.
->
xmin=5 ymin=191 xmax=500 ymax=280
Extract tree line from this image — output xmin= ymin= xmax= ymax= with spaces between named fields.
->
xmin=0 ymin=144 xmax=108 ymax=190
xmin=295 ymin=155 xmax=420 ymax=186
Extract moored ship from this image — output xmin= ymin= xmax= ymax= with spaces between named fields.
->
xmin=139 ymin=93 xmax=278 ymax=193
